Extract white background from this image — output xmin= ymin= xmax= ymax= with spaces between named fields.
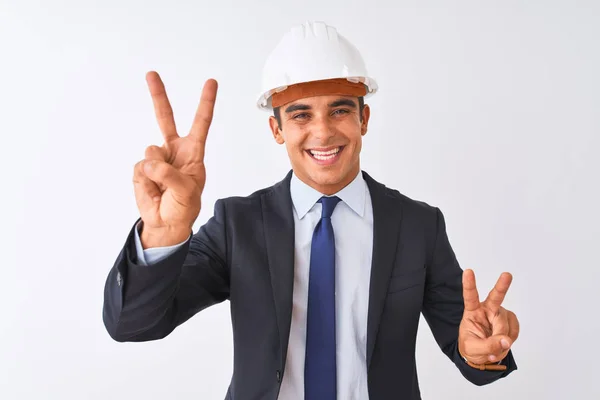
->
xmin=1 ymin=0 xmax=599 ymax=399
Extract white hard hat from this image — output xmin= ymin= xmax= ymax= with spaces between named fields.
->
xmin=257 ymin=21 xmax=378 ymax=110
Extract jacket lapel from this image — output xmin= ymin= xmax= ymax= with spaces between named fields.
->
xmin=261 ymin=170 xmax=295 ymax=368
xmin=363 ymin=171 xmax=404 ymax=369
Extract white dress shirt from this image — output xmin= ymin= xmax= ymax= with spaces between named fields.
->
xmin=133 ymin=171 xmax=373 ymax=399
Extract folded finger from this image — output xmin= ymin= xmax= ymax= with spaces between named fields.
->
xmin=144 ymin=145 xmax=170 ymax=191
xmin=133 ymin=160 xmax=161 ymax=210
xmin=465 ymin=334 xmax=512 ymax=359
xmin=143 ymin=159 xmax=190 ymax=194
xmin=507 ymin=310 xmax=520 ymax=342
xmin=491 ymin=308 xmax=510 ymax=337
xmin=145 ymin=145 xmax=168 ymax=162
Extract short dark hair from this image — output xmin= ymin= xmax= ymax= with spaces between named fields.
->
xmin=273 ymin=96 xmax=365 ymax=130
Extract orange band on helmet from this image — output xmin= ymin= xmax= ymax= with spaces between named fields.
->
xmin=271 ymin=78 xmax=367 ymax=108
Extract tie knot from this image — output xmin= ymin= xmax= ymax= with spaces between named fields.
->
xmin=318 ymin=196 xmax=341 ymax=219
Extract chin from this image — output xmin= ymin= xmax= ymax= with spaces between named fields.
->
xmin=308 ymin=169 xmax=346 ymax=186
xmin=294 ymin=154 xmax=358 ymax=190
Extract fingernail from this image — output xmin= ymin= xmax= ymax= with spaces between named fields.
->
xmin=489 ymin=355 xmax=497 ymax=362
xmin=501 ymin=339 xmax=510 ymax=349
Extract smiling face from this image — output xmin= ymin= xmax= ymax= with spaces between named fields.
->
xmin=269 ymin=95 xmax=370 ymax=195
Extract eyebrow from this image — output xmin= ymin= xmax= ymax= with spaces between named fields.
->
xmin=328 ymin=99 xmax=357 ymax=108
xmin=284 ymin=98 xmax=357 ymax=113
xmin=284 ymin=103 xmax=312 ymax=113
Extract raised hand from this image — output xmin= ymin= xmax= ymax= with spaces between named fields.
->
xmin=458 ymin=269 xmax=520 ymax=366
xmin=133 ymin=71 xmax=218 ymax=248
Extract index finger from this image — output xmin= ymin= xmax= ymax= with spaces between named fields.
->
xmin=462 ymin=269 xmax=481 ymax=312
xmin=189 ymin=79 xmax=218 ymax=145
xmin=484 ymin=272 xmax=513 ymax=314
xmin=146 ymin=71 xmax=179 ymax=142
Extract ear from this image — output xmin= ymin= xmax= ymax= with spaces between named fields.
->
xmin=361 ymin=104 xmax=371 ymax=136
xmin=269 ymin=116 xmax=285 ymax=144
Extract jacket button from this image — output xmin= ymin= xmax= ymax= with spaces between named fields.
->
xmin=276 ymin=370 xmax=281 ymax=382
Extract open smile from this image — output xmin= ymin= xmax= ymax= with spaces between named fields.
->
xmin=305 ymin=146 xmax=345 ymax=166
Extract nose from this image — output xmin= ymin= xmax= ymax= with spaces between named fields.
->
xmin=310 ymin=115 xmax=335 ymax=142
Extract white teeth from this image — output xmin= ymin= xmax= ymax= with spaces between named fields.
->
xmin=309 ymin=147 xmax=340 ymax=157
xmin=313 ymin=153 xmax=336 ymax=161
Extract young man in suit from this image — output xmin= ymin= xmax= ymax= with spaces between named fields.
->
xmin=103 ymin=21 xmax=519 ymax=399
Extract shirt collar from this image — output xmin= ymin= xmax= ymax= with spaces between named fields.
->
xmin=290 ymin=170 xmax=366 ymax=219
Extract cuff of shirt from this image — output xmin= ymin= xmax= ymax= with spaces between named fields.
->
xmin=133 ymin=220 xmax=188 ymax=266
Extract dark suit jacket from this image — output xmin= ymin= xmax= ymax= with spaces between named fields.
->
xmin=103 ymin=170 xmax=517 ymax=399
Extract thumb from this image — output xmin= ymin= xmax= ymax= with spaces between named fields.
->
xmin=465 ymin=334 xmax=512 ymax=359
xmin=143 ymin=160 xmax=190 ymax=194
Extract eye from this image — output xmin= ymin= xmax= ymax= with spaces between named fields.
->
xmin=332 ymin=109 xmax=350 ymax=116
xmin=293 ymin=113 xmax=310 ymax=120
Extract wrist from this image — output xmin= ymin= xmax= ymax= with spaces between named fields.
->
xmin=139 ymin=222 xmax=191 ymax=249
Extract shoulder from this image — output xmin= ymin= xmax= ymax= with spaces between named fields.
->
xmin=364 ymin=171 xmax=441 ymax=222
xmin=212 ymin=174 xmax=289 ymax=214
xmin=365 ymin=173 xmax=448 ymax=259
xmin=387 ymin=187 xmax=437 ymax=215
xmin=219 ymin=186 xmax=273 ymax=205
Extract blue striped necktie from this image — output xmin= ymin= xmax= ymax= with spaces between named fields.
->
xmin=305 ymin=195 xmax=341 ymax=400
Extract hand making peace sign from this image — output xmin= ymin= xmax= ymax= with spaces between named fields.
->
xmin=458 ymin=269 xmax=520 ymax=366
xmin=133 ymin=72 xmax=218 ymax=246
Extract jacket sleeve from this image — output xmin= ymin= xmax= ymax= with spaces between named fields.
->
xmin=421 ymin=208 xmax=517 ymax=386
xmin=133 ymin=220 xmax=188 ymax=266
xmin=102 ymin=199 xmax=230 ymax=342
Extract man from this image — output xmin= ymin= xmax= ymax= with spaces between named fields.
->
xmin=103 ymin=21 xmax=519 ymax=399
